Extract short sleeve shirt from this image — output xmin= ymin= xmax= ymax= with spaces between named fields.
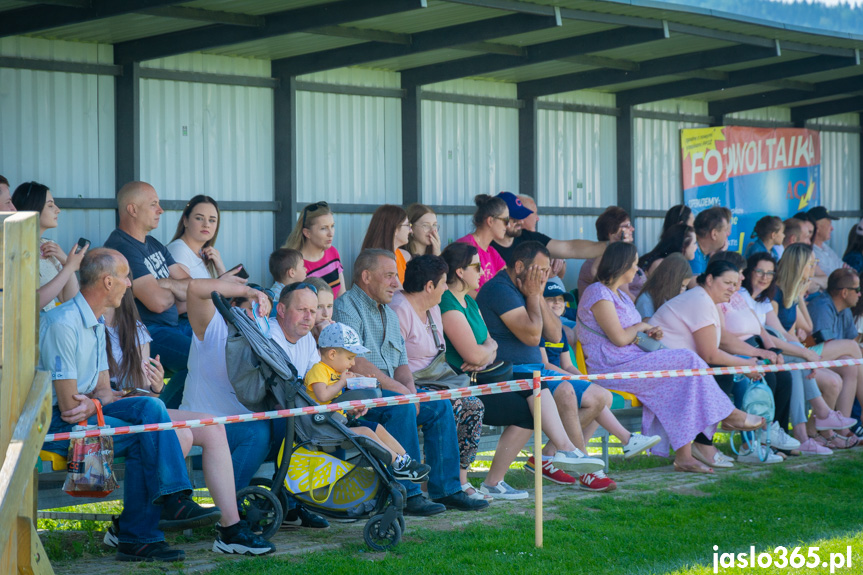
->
xmin=650 ymin=286 xmax=721 ymax=353
xmin=439 ymin=290 xmax=488 ymax=369
xmin=541 ymin=327 xmax=570 ymax=368
xmin=813 ymin=242 xmax=844 ymax=276
xmin=634 ymin=292 xmax=656 ymax=319
xmin=104 ymin=320 xmax=152 ymax=387
xmin=773 ymin=288 xmax=798 ymax=332
xmin=390 ymin=291 xmax=442 ymax=372
xmin=167 ymin=239 xmax=212 ymax=279
xmin=304 ymin=361 xmax=343 ymax=412
xmin=690 ymin=243 xmax=709 ymax=275
xmin=104 ymin=228 xmax=179 ymax=327
xmin=39 ymin=292 xmax=108 ymax=406
xmin=491 ymin=230 xmax=551 ymax=267
xmin=718 ymin=291 xmax=762 ymax=340
xmin=332 ymin=286 xmax=408 ymax=377
xmin=305 ymin=246 xmax=344 ymax=297
xmin=476 ymin=269 xmax=542 ymax=365
xmin=267 ymin=322 xmax=321 ymax=378
xmin=807 ymin=291 xmax=857 ymax=341
xmin=456 ymin=234 xmax=507 ymax=289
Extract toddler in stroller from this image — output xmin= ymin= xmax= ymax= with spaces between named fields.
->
xmin=306 ymin=322 xmax=431 ymax=482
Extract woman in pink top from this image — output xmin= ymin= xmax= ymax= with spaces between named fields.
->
xmin=390 ymin=255 xmax=487 ymax=500
xmin=282 ymin=201 xmax=346 ymax=297
xmin=456 ymin=194 xmax=508 ymax=289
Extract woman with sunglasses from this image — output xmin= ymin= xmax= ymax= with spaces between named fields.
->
xmin=12 ymin=181 xmax=86 ymax=311
xmin=283 ymin=201 xmax=345 ymax=297
xmin=361 ymin=204 xmax=412 ymax=284
xmin=404 ymin=203 xmax=441 ymax=257
xmin=455 ymin=194 xmax=508 ymax=290
xmin=661 ymin=204 xmax=694 ymax=236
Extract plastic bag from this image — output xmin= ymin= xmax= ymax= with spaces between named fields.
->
xmin=62 ymin=399 xmax=118 ymax=498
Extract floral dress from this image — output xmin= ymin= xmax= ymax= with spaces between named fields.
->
xmin=577 ymin=283 xmax=735 ymax=456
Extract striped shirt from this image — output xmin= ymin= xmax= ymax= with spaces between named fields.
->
xmin=305 ymin=246 xmax=344 ymax=297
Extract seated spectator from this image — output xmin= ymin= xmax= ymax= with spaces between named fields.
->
xmin=404 ymin=203 xmax=441 ymax=256
xmin=577 ymin=206 xmax=643 ymax=300
xmin=167 ymin=195 xmax=240 ymax=281
xmin=741 ymin=252 xmax=854 ymax=454
xmin=457 ymin=194 xmax=508 ymax=290
xmin=305 ymin=276 xmax=335 ymax=341
xmin=690 ymin=206 xmax=731 ymax=275
xmin=638 ymin=223 xmax=696 ymax=276
xmin=101 ymin=277 xmax=275 ymax=555
xmin=490 ymin=192 xmax=606 ymax=270
xmin=282 ymin=202 xmax=346 ymax=297
xmin=305 ymin=322 xmax=431 ymax=481
xmin=635 ymin=253 xmax=693 ymax=320
xmin=333 ymin=249 xmax=487 ymax=514
xmin=842 ymin=219 xmax=863 ymax=274
xmin=650 ymin=259 xmax=769 ymax=466
xmin=662 ymin=203 xmax=694 ymax=236
xmin=12 ymin=181 xmax=81 ymax=311
xmin=104 ymin=181 xmax=194 ymax=409
xmin=390 ymin=255 xmax=488 ymax=500
xmin=809 ymin=206 xmax=843 ymax=291
xmin=40 ymin=248 xmax=220 ymax=562
xmin=267 ymin=247 xmax=307 ymax=312
xmin=710 ymin=251 xmax=798 ymax=456
xmin=476 ymin=241 xmax=657 ymax=484
xmin=577 ymin=242 xmax=759 ymax=473
xmin=361 ymin=205 xmax=412 ymax=284
xmin=0 ymin=174 xmax=14 ymax=210
xmin=777 ymin=217 xmax=811 ymax=260
xmin=540 ymin=282 xmax=577 ymax=373
xmin=743 ymin=215 xmax=784 ymax=260
xmin=439 ymin=242 xmax=607 ymax=493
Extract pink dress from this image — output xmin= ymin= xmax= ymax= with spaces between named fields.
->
xmin=577 ymin=283 xmax=735 ymax=456
xmin=456 ymin=234 xmax=506 ymax=289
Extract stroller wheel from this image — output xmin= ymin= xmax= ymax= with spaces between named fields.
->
xmin=237 ymin=486 xmax=283 ymax=540
xmin=250 ymin=477 xmax=292 ymax=513
xmin=363 ymin=513 xmax=402 ymax=552
xmin=398 ymin=513 xmax=405 ymax=535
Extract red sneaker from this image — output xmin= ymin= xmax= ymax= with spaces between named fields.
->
xmin=578 ymin=470 xmax=617 ymax=492
xmin=525 ymin=456 xmax=576 ymax=485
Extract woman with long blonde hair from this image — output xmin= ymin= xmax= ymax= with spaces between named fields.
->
xmin=282 ymin=201 xmax=346 ymax=297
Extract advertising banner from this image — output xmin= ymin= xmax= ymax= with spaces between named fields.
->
xmin=681 ymin=126 xmax=821 ymax=253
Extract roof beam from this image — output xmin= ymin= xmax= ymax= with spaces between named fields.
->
xmin=791 ymin=96 xmax=863 ymax=123
xmin=0 ymin=0 xmax=181 ymax=37
xmin=518 ymin=44 xmax=777 ymax=99
xmin=709 ymin=75 xmax=863 ymax=117
xmin=400 ymin=26 xmax=666 ymax=86
xmin=137 ymin=6 xmax=265 ymax=27
xmin=113 ymin=0 xmax=428 ymax=64
xmin=270 ymin=11 xmax=562 ymax=77
xmin=309 ymin=26 xmax=411 ymax=45
xmin=460 ymin=42 xmax=525 ymax=56
xmin=617 ymin=55 xmax=857 ymax=106
xmin=560 ymin=54 xmax=640 ymax=72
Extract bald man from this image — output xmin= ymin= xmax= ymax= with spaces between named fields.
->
xmin=104 ymin=181 xmax=193 ymax=408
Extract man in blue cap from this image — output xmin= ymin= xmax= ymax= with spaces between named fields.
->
xmin=490 ymin=191 xmax=607 ymax=267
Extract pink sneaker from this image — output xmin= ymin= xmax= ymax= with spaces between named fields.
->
xmin=799 ymin=437 xmax=833 ymax=455
xmin=815 ymin=410 xmax=857 ymax=431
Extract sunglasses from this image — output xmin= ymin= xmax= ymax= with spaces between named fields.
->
xmin=466 ymin=263 xmax=481 ymax=272
xmin=300 ymin=201 xmax=329 ymax=229
xmin=283 ymin=282 xmax=318 ymax=296
xmin=494 ymin=216 xmax=511 ymax=225
xmin=841 ymin=286 xmax=862 ymax=293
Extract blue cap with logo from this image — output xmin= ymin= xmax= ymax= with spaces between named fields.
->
xmin=318 ymin=322 xmax=370 ymax=354
xmin=543 ymin=280 xmax=574 ymax=302
xmin=496 ymin=191 xmax=534 ymax=220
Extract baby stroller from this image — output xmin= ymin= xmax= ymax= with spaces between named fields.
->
xmin=213 ymin=293 xmax=407 ymax=551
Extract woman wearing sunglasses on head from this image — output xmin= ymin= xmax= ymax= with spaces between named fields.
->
xmin=283 ymin=201 xmax=345 ymax=298
xmin=455 ymin=194 xmax=509 ymax=291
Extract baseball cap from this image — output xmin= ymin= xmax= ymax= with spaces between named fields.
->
xmin=319 ymin=322 xmax=370 ymax=355
xmin=496 ymin=191 xmax=534 ymax=220
xmin=807 ymin=206 xmax=838 ymax=221
xmin=543 ymin=281 xmax=574 ymax=302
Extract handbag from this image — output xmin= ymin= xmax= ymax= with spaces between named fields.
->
xmin=62 ymin=399 xmax=119 ymax=498
xmin=412 ymin=311 xmax=471 ymax=391
xmin=578 ymin=320 xmax=667 ymax=353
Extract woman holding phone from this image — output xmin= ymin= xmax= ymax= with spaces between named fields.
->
xmin=168 ymin=195 xmax=245 ymax=281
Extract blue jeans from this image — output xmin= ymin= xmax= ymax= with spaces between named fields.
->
xmin=147 ymin=319 xmax=193 ymax=409
xmin=361 ymin=390 xmax=461 ymax=499
xmin=43 ymin=397 xmax=191 ymax=544
xmin=225 ymin=420 xmax=271 ymax=493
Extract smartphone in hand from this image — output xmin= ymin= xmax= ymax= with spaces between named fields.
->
xmin=230 ymin=264 xmax=250 ymax=280
xmin=75 ymin=237 xmax=90 ymax=254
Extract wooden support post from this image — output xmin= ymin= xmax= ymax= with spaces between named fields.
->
xmin=533 ymin=370 xmax=543 ymax=548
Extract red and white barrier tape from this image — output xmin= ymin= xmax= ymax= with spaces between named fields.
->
xmin=44 ymin=357 xmax=863 ymax=442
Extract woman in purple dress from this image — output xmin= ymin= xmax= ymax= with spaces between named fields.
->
xmin=577 ymin=242 xmax=764 ymax=473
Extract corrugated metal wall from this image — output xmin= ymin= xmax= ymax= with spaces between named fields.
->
xmin=421 ymin=79 xmax=519 ymax=205
xmin=0 ymin=36 xmax=116 ymax=249
xmin=139 ymin=54 xmax=274 ymax=285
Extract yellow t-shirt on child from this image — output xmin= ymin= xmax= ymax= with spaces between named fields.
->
xmin=304 ymin=361 xmax=344 ymax=414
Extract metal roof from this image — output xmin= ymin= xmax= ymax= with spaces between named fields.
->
xmin=2 ymin=0 xmax=862 ymax=114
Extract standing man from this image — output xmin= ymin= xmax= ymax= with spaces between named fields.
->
xmin=41 ymin=249 xmax=220 ymax=562
xmin=334 ymin=249 xmax=488 ymax=514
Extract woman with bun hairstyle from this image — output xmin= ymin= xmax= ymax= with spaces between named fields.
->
xmin=455 ymin=194 xmax=508 ymax=290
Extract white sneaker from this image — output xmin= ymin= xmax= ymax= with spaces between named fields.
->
xmin=551 ymin=449 xmax=605 ymax=475
xmin=737 ymin=444 xmax=783 ymax=464
xmin=478 ymin=480 xmax=528 ymax=500
xmin=761 ymin=421 xmax=801 ymax=450
xmin=622 ymin=433 xmax=661 ymax=459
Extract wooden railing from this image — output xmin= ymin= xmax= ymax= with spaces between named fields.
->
xmin=0 ymin=212 xmax=55 ymax=574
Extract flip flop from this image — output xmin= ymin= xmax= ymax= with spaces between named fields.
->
xmin=673 ymin=460 xmax=714 ymax=474
xmin=721 ymin=414 xmax=766 ymax=432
